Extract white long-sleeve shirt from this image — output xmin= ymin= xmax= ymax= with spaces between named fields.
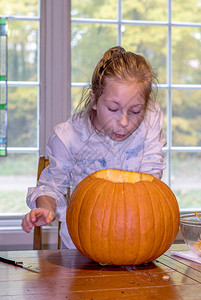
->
xmin=26 ymin=101 xmax=166 ymax=248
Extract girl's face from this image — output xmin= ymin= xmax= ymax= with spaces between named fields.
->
xmin=91 ymin=80 xmax=146 ymax=141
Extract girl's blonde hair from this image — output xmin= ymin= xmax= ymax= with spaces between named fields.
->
xmin=76 ymin=46 xmax=158 ymax=120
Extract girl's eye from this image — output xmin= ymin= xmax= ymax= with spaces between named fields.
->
xmin=130 ymin=110 xmax=141 ymax=114
xmin=108 ymin=107 xmax=118 ymax=112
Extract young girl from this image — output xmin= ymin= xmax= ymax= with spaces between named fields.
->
xmin=21 ymin=46 xmax=166 ymax=249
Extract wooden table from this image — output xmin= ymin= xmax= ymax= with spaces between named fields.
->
xmin=0 ymin=244 xmax=201 ymax=299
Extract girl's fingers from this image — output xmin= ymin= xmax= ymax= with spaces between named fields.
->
xmin=21 ymin=215 xmax=33 ymax=233
xmin=21 ymin=209 xmax=42 ymax=232
xmin=21 ymin=208 xmax=56 ymax=232
xmin=30 ymin=208 xmax=43 ymax=222
xmin=46 ymin=211 xmax=52 ymax=223
xmin=46 ymin=211 xmax=56 ymax=224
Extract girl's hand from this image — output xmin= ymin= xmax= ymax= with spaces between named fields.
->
xmin=21 ymin=208 xmax=56 ymax=233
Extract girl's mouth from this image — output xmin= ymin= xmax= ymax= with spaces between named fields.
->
xmin=113 ymin=133 xmax=127 ymax=139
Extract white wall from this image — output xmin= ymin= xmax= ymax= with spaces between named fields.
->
xmin=0 ymin=214 xmax=59 ymax=250
xmin=40 ymin=0 xmax=71 ymax=155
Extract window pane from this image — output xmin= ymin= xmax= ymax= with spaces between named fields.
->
xmin=122 ymin=0 xmax=167 ymax=21
xmin=7 ymin=87 xmax=38 ymax=147
xmin=8 ymin=20 xmax=39 ymax=81
xmin=0 ymin=2 xmax=40 ymax=217
xmin=172 ymin=27 xmax=201 ymax=84
xmin=71 ymin=24 xmax=117 ymax=82
xmin=0 ymin=153 xmax=38 ymax=213
xmin=71 ymin=0 xmax=117 ymax=19
xmin=172 ymin=89 xmax=201 ymax=147
xmin=171 ymin=152 xmax=201 ymax=210
xmin=172 ymin=0 xmax=201 ymax=22
xmin=0 ymin=0 xmax=39 ymax=17
xmin=122 ymin=26 xmax=167 ymax=83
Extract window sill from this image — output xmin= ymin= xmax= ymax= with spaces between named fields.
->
xmin=0 ymin=213 xmax=58 ymax=250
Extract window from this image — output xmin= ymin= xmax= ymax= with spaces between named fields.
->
xmin=0 ymin=0 xmax=71 ymax=250
xmin=1 ymin=1 xmax=201 ymax=219
xmin=0 ymin=0 xmax=71 ymax=217
xmin=0 ymin=0 xmax=40 ymax=214
xmin=71 ymin=0 xmax=201 ymax=211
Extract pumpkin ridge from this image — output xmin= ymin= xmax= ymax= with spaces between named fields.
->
xmin=122 ymin=182 xmax=141 ymax=264
xmin=143 ymin=181 xmax=166 ymax=261
xmin=131 ymin=182 xmax=142 ymax=264
xmin=151 ymin=179 xmax=179 ymax=258
xmin=108 ymin=182 xmax=118 ymax=264
xmin=91 ymin=180 xmax=116 ymax=264
xmin=86 ymin=182 xmax=100 ymax=261
xmin=71 ymin=178 xmax=96 ymax=257
xmin=155 ymin=180 xmax=179 ymax=238
xmin=148 ymin=180 xmax=172 ymax=260
xmin=153 ymin=184 xmax=167 ymax=259
xmin=115 ymin=182 xmax=133 ymax=265
xmin=122 ymin=183 xmax=126 ymax=263
xmin=140 ymin=181 xmax=158 ymax=261
xmin=96 ymin=180 xmax=116 ymax=263
xmin=115 ymin=182 xmax=126 ymax=264
xmin=82 ymin=178 xmax=113 ymax=260
xmin=132 ymin=180 xmax=163 ymax=264
xmin=155 ymin=180 xmax=179 ymax=233
xmin=67 ymin=178 xmax=91 ymax=256
xmin=149 ymin=182 xmax=170 ymax=260
xmin=69 ymin=177 xmax=105 ymax=258
xmin=157 ymin=181 xmax=179 ymax=220
xmin=137 ymin=181 xmax=157 ymax=263
xmin=88 ymin=179 xmax=110 ymax=263
xmin=99 ymin=181 xmax=114 ymax=262
xmin=155 ymin=183 xmax=172 ymax=257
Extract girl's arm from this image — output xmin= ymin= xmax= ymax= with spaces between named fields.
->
xmin=26 ymin=132 xmax=74 ymax=222
xmin=22 ymin=121 xmax=76 ymax=232
xmin=21 ymin=196 xmax=56 ymax=233
xmin=36 ymin=195 xmax=57 ymax=212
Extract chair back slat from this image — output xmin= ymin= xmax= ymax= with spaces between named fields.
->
xmin=33 ymin=156 xmax=67 ymax=250
xmin=34 ymin=156 xmax=50 ymax=250
xmin=37 ymin=156 xmax=49 ymax=181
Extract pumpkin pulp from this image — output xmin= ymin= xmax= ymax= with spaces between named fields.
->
xmin=92 ymin=169 xmax=154 ymax=183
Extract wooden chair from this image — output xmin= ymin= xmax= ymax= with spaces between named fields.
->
xmin=33 ymin=156 xmax=70 ymax=250
xmin=33 ymin=156 xmax=51 ymax=249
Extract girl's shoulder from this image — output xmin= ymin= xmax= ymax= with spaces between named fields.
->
xmin=54 ymin=113 xmax=92 ymax=143
xmin=144 ymin=100 xmax=162 ymax=120
xmin=142 ymin=100 xmax=163 ymax=131
xmin=54 ymin=113 xmax=83 ymax=131
xmin=147 ymin=100 xmax=161 ymax=113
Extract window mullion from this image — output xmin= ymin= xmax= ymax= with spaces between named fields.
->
xmin=166 ymin=0 xmax=172 ymax=188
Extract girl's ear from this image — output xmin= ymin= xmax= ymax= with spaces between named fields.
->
xmin=90 ymin=91 xmax=97 ymax=110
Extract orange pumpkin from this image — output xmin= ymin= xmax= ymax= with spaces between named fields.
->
xmin=67 ymin=169 xmax=180 ymax=265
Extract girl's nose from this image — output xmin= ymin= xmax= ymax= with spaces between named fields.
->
xmin=118 ymin=113 xmax=129 ymax=127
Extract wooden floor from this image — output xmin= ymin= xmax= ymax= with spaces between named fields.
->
xmin=0 ymin=244 xmax=201 ymax=299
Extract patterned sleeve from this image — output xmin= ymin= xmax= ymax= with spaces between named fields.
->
xmin=139 ymin=102 xmax=167 ymax=179
xmin=26 ymin=132 xmax=75 ymax=221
